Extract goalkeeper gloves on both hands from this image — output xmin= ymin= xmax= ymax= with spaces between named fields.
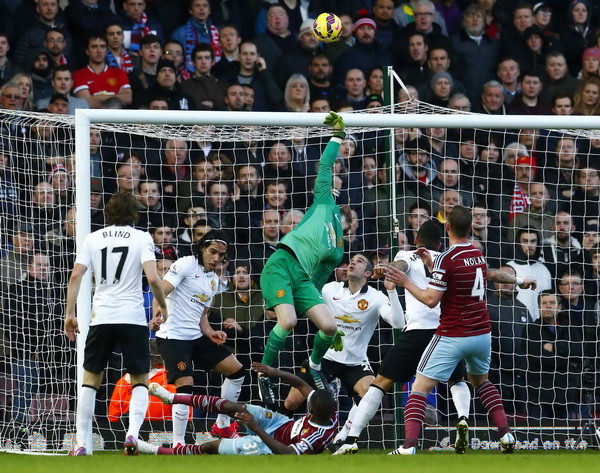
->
xmin=324 ymin=111 xmax=346 ymax=139
xmin=332 ymin=329 xmax=345 ymax=352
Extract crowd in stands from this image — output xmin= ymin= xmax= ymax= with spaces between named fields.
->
xmin=0 ymin=0 xmax=599 ymax=438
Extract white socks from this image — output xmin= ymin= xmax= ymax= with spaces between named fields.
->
xmin=334 ymin=403 xmax=359 ymax=443
xmin=216 ymin=376 xmax=244 ymax=428
xmin=171 ymin=403 xmax=189 ymax=446
xmin=126 ymin=385 xmax=149 ymax=439
xmin=450 ymin=381 xmax=471 ymax=420
xmin=348 ymin=386 xmax=385 ymax=438
xmin=76 ymin=386 xmax=97 ymax=451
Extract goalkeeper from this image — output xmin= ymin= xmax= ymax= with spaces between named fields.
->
xmin=258 ymin=111 xmax=352 ymax=406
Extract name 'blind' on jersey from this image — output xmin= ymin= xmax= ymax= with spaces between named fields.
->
xmin=74 ymin=225 xmax=156 ymax=326
xmin=156 ymin=255 xmax=220 ymax=340
xmin=394 ymin=249 xmax=440 ymax=330
xmin=322 ymin=281 xmax=394 ymax=365
xmin=428 ymin=243 xmax=492 ymax=337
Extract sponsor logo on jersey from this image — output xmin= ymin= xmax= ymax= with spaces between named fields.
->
xmin=335 ymin=314 xmax=360 ymax=324
xmin=291 ymin=418 xmax=304 ymax=437
xmin=337 ymin=237 xmax=343 ymax=248
xmin=276 ymin=289 xmax=286 ymax=298
xmin=266 ymin=411 xmax=272 ymax=419
xmin=169 ymin=264 xmax=180 ymax=275
xmin=194 ymin=293 xmax=210 ymax=302
xmin=210 ymin=280 xmax=216 ymax=292
xmin=177 ymin=361 xmax=187 ymax=370
xmin=357 ymin=299 xmax=369 ymax=310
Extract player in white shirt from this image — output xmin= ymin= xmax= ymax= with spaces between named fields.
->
xmin=64 ymin=191 xmax=169 ymax=456
xmin=331 ymin=221 xmax=472 ymax=455
xmin=150 ymin=230 xmax=246 ymax=444
xmin=282 ymin=253 xmax=404 ymax=432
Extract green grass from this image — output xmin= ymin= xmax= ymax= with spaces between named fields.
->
xmin=1 ymin=450 xmax=599 ymax=473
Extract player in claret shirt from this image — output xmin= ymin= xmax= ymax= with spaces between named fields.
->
xmin=139 ymin=362 xmax=337 ymax=455
xmin=385 ymin=206 xmax=536 ymax=455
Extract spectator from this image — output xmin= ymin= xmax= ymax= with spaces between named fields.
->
xmin=430 ymin=157 xmax=472 ymax=208
xmin=447 ymin=92 xmax=471 ymax=111
xmin=473 ymin=79 xmax=506 ymax=114
xmin=172 ymin=0 xmax=221 ymax=72
xmin=516 ymin=26 xmax=548 ymax=75
xmin=365 ymin=66 xmax=385 ymax=97
xmin=476 ymin=0 xmax=501 ymax=40
xmin=282 ymin=74 xmax=310 ymax=112
xmin=543 ymin=136 xmax=579 ymax=202
xmin=273 ymin=18 xmax=320 ymax=90
xmin=507 ymin=70 xmax=552 ymax=114
xmin=211 ymin=24 xmax=241 ymax=81
xmin=398 ymin=137 xmax=437 ymax=200
xmin=136 ymin=59 xmax=195 ymax=110
xmin=487 ymin=264 xmax=529 ymax=415
xmin=161 ymin=40 xmax=190 ymax=82
xmin=24 ymin=50 xmax=53 ymax=101
xmin=73 ymin=35 xmax=132 ymax=108
xmin=204 ymin=180 xmax=249 ymax=245
xmin=11 ymin=73 xmax=34 ymax=111
xmin=0 ymin=223 xmax=34 ymax=292
xmin=35 ymin=66 xmax=89 ymax=113
xmin=499 ymin=154 xmax=537 ymax=229
xmin=263 ymin=180 xmax=289 ymax=215
xmin=373 ymin=0 xmax=402 ymax=53
xmin=323 ymin=13 xmax=354 ymax=65
xmin=394 ymin=0 xmax=448 ymax=34
xmin=337 ymin=14 xmax=393 ymax=86
xmin=572 ymin=76 xmax=600 ymax=115
xmin=398 ymin=0 xmax=448 ymax=59
xmin=551 ymin=93 xmax=574 ymax=115
xmin=398 ymin=32 xmax=429 ymax=87
xmin=578 ymin=47 xmax=600 ymax=81
xmin=252 ymin=4 xmax=295 ymax=70
xmin=470 ymin=201 xmax=505 ymax=269
xmin=506 ymin=227 xmax=553 ymax=321
xmin=224 ymin=41 xmax=282 ymax=111
xmin=14 ymin=0 xmax=70 ymax=67
xmin=43 ymin=27 xmax=71 ymax=68
xmin=561 ymin=0 xmax=594 ymax=78
xmin=175 ymin=197 xmax=207 ymax=255
xmin=115 ymin=162 xmax=141 ymax=194
xmin=541 ymin=52 xmax=581 ymax=103
xmin=45 ymin=205 xmax=75 ymax=285
xmin=128 ymin=34 xmax=162 ymax=100
xmin=567 ymin=167 xmax=600 ymax=236
xmin=0 ymin=251 xmax=60 ymax=448
xmin=247 ymin=208 xmax=280 ymax=271
xmin=235 ymin=164 xmax=262 ymax=227
xmin=119 ymin=0 xmax=164 ymax=53
xmin=450 ymin=4 xmax=499 ymax=102
xmin=149 ymin=220 xmax=178 ymax=260
xmin=223 ymin=83 xmax=245 ymax=111
xmin=507 ymin=182 xmax=554 ymax=243
xmin=180 ymin=43 xmax=226 ymax=111
xmin=136 ymin=179 xmax=163 ymax=230
xmin=105 ymin=23 xmax=134 ymax=73
xmin=342 ymin=68 xmax=367 ymax=110
xmin=522 ymin=291 xmax=570 ymax=420
xmin=497 ymin=56 xmax=521 ymax=104
xmin=499 ymin=2 xmax=534 ymax=58
xmin=262 ymin=141 xmax=306 ymax=207
xmin=543 ymin=211 xmax=585 ymax=278
xmin=280 ymin=209 xmax=305 ymax=237
xmin=0 ymin=32 xmax=19 ymax=87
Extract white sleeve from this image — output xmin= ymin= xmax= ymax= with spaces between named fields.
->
xmin=140 ymin=232 xmax=157 ymax=264
xmin=163 ymin=257 xmax=192 ymax=288
xmin=381 ymin=289 xmax=405 ymax=329
xmin=74 ymin=235 xmax=92 ymax=268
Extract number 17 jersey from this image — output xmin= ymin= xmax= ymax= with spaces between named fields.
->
xmin=74 ymin=225 xmax=156 ymax=326
xmin=428 ymin=243 xmax=491 ymax=337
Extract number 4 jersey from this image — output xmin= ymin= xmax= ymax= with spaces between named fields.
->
xmin=75 ymin=225 xmax=156 ymax=326
xmin=428 ymin=242 xmax=491 ymax=337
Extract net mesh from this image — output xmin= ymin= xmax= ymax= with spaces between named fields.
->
xmin=0 ymin=95 xmax=598 ymax=452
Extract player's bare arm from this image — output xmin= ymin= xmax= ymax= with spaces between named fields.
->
xmin=373 ymin=259 xmax=408 ymax=279
xmin=200 ymin=306 xmax=227 ymax=344
xmin=233 ymin=410 xmax=296 ymax=455
xmin=384 ymin=265 xmax=443 ymax=308
xmin=64 ymin=263 xmax=89 ymax=342
xmin=252 ymin=362 xmax=313 ymax=398
xmin=150 ymin=278 xmax=175 ymax=330
xmin=488 ymin=268 xmax=537 ymax=290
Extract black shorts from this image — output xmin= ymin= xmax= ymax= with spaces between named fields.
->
xmin=298 ymin=359 xmax=374 ymax=396
xmin=378 ymin=329 xmax=465 ymax=384
xmin=156 ymin=336 xmax=233 ymax=384
xmin=84 ymin=324 xmax=150 ymax=375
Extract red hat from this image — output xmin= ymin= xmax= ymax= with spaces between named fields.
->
xmin=582 ymin=48 xmax=600 ymax=62
xmin=354 ymin=17 xmax=377 ymax=31
xmin=516 ymin=155 xmax=536 ymax=168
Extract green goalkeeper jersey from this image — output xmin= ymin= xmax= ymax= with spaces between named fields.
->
xmin=278 ymin=137 xmax=344 ymax=292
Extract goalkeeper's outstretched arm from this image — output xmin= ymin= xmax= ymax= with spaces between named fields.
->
xmin=313 ymin=112 xmax=346 ymax=204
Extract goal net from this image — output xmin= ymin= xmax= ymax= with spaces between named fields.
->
xmin=0 ymin=90 xmax=598 ymax=452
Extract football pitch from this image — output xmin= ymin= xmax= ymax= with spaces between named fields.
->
xmin=1 ymin=450 xmax=598 ymax=473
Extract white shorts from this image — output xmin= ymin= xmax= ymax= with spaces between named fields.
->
xmin=417 ymin=332 xmax=491 ymax=382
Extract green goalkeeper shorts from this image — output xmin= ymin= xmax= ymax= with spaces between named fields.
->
xmin=260 ymin=248 xmax=324 ymax=314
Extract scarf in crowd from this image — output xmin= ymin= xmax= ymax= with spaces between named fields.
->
xmin=130 ymin=12 xmax=152 ymax=52
xmin=184 ymin=19 xmax=221 ymax=71
xmin=178 ymin=64 xmax=191 ymax=81
xmin=106 ymin=49 xmax=134 ymax=73
xmin=56 ymin=54 xmax=68 ymax=65
xmin=509 ymin=183 xmax=529 ymax=221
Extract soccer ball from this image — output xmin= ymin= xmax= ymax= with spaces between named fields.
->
xmin=312 ymin=13 xmax=342 ymax=43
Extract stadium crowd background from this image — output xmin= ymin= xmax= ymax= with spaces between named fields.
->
xmin=0 ymin=0 xmax=599 ymax=445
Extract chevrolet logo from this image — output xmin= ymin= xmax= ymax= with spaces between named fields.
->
xmin=335 ymin=314 xmax=360 ymax=324
xmin=194 ymin=293 xmax=210 ymax=302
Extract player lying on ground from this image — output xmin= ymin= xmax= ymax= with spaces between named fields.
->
xmin=259 ymin=111 xmax=352 ymax=405
xmin=150 ymin=229 xmax=246 ymax=443
xmin=330 ymin=220 xmax=472 ymax=455
xmin=385 ymin=206 xmax=536 ymax=455
xmin=282 ymin=253 xmax=405 ymax=427
xmin=138 ymin=362 xmax=338 ymax=455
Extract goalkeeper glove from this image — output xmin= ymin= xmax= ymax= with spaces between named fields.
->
xmin=332 ymin=329 xmax=345 ymax=352
xmin=323 ymin=111 xmax=346 ymax=139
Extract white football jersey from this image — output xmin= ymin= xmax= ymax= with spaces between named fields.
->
xmin=156 ymin=256 xmax=220 ymax=340
xmin=394 ymin=249 xmax=441 ymax=330
xmin=75 ymin=225 xmax=156 ymax=326
xmin=323 ymin=281 xmax=397 ymax=365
